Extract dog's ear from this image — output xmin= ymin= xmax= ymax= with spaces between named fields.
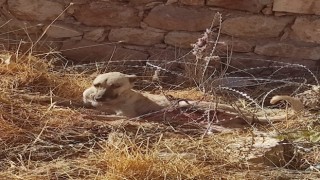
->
xmin=126 ymin=74 xmax=138 ymax=83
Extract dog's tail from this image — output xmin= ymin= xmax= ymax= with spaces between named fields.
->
xmin=270 ymin=95 xmax=304 ymax=112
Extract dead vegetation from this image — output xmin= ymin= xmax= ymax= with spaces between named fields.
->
xmin=0 ymin=13 xmax=319 ymax=179
xmin=0 ymin=49 xmax=319 ymax=179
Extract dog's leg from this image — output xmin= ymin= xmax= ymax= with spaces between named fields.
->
xmin=83 ymin=86 xmax=100 ymax=107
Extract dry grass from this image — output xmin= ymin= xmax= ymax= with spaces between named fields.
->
xmin=0 ymin=51 xmax=319 ymax=180
xmin=0 ymin=51 xmax=224 ymax=179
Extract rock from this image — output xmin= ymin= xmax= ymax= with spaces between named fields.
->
xmin=0 ymin=18 xmax=43 ymax=35
xmin=44 ymin=23 xmax=83 ymax=38
xmin=0 ymin=0 xmax=6 ymax=6
xmin=68 ymin=0 xmax=90 ymax=4
xmin=140 ymin=22 xmax=167 ymax=33
xmin=129 ymin=0 xmax=160 ymax=5
xmin=0 ymin=34 xmax=62 ymax=53
xmin=274 ymin=12 xmax=287 ymax=16
xmin=148 ymin=48 xmax=191 ymax=61
xmin=254 ymin=43 xmax=320 ymax=60
xmin=180 ymin=0 xmax=205 ymax=6
xmin=227 ymin=52 xmax=318 ymax=71
xmin=8 ymin=0 xmax=65 ymax=21
xmin=164 ymin=31 xmax=202 ymax=48
xmin=74 ymin=2 xmax=141 ymax=27
xmin=227 ymin=134 xmax=299 ymax=168
xmin=145 ymin=2 xmax=164 ymax=9
xmin=217 ymin=37 xmax=255 ymax=53
xmin=164 ymin=31 xmax=254 ymax=52
xmin=123 ymin=45 xmax=147 ymax=52
xmin=144 ymin=5 xmax=217 ymax=31
xmin=109 ymin=28 xmax=164 ymax=46
xmin=290 ymin=17 xmax=320 ymax=44
xmin=165 ymin=0 xmax=178 ymax=5
xmin=83 ymin=28 xmax=106 ymax=42
xmin=61 ymin=40 xmax=148 ymax=62
xmin=222 ymin=15 xmax=293 ymax=38
xmin=207 ymin=0 xmax=272 ymax=13
xmin=249 ymin=138 xmax=297 ymax=167
xmin=262 ymin=4 xmax=273 ymax=15
xmin=273 ymin=0 xmax=320 ymax=15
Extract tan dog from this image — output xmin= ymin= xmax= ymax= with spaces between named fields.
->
xmin=83 ymin=72 xmax=171 ymax=117
xmin=84 ymin=72 xmax=311 ymax=123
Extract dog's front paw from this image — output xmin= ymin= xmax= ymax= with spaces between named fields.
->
xmin=83 ymin=86 xmax=99 ymax=107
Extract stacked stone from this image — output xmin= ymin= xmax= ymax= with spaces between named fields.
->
xmin=0 ymin=0 xmax=318 ymax=69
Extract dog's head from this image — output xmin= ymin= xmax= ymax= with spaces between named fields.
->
xmin=87 ymin=72 xmax=137 ymax=103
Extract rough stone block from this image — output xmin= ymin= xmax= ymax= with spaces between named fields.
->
xmin=218 ymin=37 xmax=255 ymax=53
xmin=144 ymin=5 xmax=216 ymax=31
xmin=45 ymin=23 xmax=83 ymax=38
xmin=83 ymin=28 xmax=106 ymax=42
xmin=164 ymin=31 xmax=202 ymax=48
xmin=291 ymin=17 xmax=320 ymax=44
xmin=74 ymin=2 xmax=141 ymax=27
xmin=8 ymin=0 xmax=65 ymax=21
xmin=255 ymin=43 xmax=320 ymax=60
xmin=109 ymin=28 xmax=164 ymax=46
xmin=273 ymin=0 xmax=320 ymax=15
xmin=61 ymin=40 xmax=148 ymax=62
xmin=180 ymin=0 xmax=205 ymax=6
xmin=222 ymin=15 xmax=293 ymax=38
xmin=207 ymin=0 xmax=272 ymax=13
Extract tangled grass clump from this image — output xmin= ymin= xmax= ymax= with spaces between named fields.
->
xmin=0 ymin=52 xmax=92 ymax=162
xmin=0 ymin=51 xmax=229 ymax=179
xmin=0 ymin=51 xmax=91 ymax=99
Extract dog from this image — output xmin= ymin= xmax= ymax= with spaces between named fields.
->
xmin=84 ymin=72 xmax=313 ymax=123
xmin=83 ymin=72 xmax=171 ymax=117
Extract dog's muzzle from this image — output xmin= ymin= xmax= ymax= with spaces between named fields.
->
xmin=94 ymin=89 xmax=118 ymax=102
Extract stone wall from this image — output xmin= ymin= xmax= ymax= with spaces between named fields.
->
xmin=0 ymin=0 xmax=319 ymax=70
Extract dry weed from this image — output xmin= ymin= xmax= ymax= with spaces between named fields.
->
xmin=0 ymin=35 xmax=319 ymax=179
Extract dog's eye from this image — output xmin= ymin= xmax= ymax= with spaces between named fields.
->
xmin=110 ymin=84 xmax=121 ymax=89
xmin=93 ymin=83 xmax=101 ymax=88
